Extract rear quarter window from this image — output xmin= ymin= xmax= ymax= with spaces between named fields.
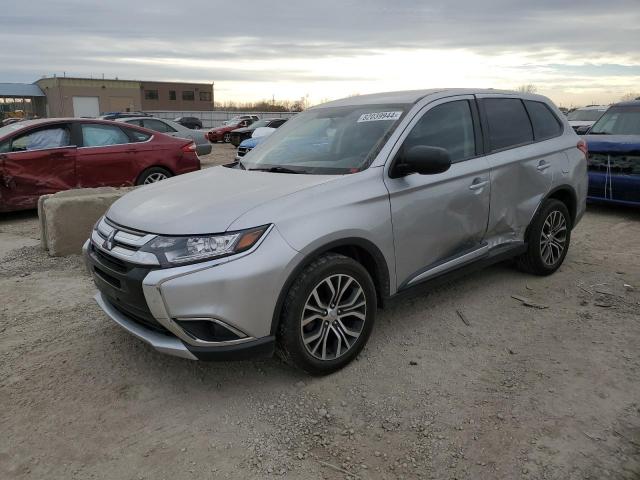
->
xmin=524 ymin=101 xmax=562 ymax=140
xmin=483 ymin=98 xmax=534 ymax=151
xmin=123 ymin=127 xmax=152 ymax=143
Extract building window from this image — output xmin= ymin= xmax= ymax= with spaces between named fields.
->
xmin=182 ymin=91 xmax=195 ymax=101
xmin=169 ymin=90 xmax=176 ymax=100
xmin=199 ymin=91 xmax=212 ymax=102
xmin=144 ymin=90 xmax=159 ymax=100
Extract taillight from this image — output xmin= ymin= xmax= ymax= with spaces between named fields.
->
xmin=182 ymin=142 xmax=196 ymax=153
xmin=577 ymin=139 xmax=588 ymax=157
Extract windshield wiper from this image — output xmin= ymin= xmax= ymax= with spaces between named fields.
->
xmin=249 ymin=166 xmax=307 ymax=174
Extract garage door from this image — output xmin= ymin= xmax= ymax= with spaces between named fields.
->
xmin=72 ymin=96 xmax=100 ymax=118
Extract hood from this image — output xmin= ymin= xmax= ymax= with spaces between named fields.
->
xmin=240 ymin=136 xmax=266 ymax=148
xmin=106 ymin=166 xmax=337 ymax=235
xmin=583 ymin=134 xmax=640 ymax=154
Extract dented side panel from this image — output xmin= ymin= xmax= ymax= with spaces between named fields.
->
xmin=483 ymin=141 xmax=559 ymax=246
xmin=0 ymin=148 xmax=77 ymax=212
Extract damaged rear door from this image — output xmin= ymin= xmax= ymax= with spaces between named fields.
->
xmin=477 ymin=96 xmax=555 ymax=245
xmin=0 ymin=123 xmax=76 ymax=211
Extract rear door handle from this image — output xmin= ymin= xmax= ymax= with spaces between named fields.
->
xmin=537 ymin=161 xmax=551 ymax=172
xmin=469 ymin=180 xmax=489 ymax=191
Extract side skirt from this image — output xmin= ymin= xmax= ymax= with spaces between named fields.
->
xmin=394 ymin=241 xmax=526 ymax=297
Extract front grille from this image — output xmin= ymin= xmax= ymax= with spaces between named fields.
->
xmin=94 ymin=248 xmax=127 ymax=273
xmin=94 ymin=266 xmax=121 ymax=288
xmin=111 ymin=301 xmax=171 ymax=335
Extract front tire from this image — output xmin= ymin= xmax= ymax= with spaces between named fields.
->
xmin=517 ymin=199 xmax=571 ymax=275
xmin=277 ymin=253 xmax=377 ymax=375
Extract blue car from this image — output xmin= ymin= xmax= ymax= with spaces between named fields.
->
xmin=235 ymin=135 xmax=266 ymax=161
xmin=583 ymin=100 xmax=640 ymax=206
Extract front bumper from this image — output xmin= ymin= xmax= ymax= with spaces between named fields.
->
xmin=84 ymin=224 xmax=300 ymax=361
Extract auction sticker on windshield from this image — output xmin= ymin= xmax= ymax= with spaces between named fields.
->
xmin=357 ymin=111 xmax=403 ymax=123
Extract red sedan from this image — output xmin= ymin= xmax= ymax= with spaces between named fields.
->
xmin=206 ymin=119 xmax=252 ymax=143
xmin=0 ymin=118 xmax=200 ymax=212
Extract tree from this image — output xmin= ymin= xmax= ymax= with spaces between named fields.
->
xmin=516 ymin=84 xmax=538 ymax=94
xmin=620 ymin=92 xmax=640 ymax=102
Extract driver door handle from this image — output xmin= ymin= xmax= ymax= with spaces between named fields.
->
xmin=537 ymin=161 xmax=551 ymax=172
xmin=469 ymin=180 xmax=489 ymax=191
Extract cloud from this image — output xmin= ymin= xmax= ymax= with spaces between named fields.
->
xmin=0 ymin=0 xmax=638 ymax=104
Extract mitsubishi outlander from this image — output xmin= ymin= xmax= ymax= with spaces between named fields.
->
xmin=84 ymin=89 xmax=588 ymax=375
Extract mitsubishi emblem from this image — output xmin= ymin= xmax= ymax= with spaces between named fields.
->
xmin=104 ymin=230 xmax=117 ymax=251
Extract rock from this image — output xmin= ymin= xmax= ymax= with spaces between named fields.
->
xmin=295 ymin=381 xmax=305 ymax=388
xmin=409 ymin=361 xmax=418 ymax=366
xmin=496 ymin=413 xmax=505 ymax=421
xmin=318 ymin=408 xmax=328 ymax=417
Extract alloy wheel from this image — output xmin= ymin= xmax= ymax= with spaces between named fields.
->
xmin=143 ymin=172 xmax=168 ymax=184
xmin=301 ymin=274 xmax=366 ymax=361
xmin=540 ymin=210 xmax=567 ymax=266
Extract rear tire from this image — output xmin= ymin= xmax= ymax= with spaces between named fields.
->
xmin=136 ymin=167 xmax=172 ymax=186
xmin=517 ymin=199 xmax=571 ymax=275
xmin=277 ymin=253 xmax=377 ymax=375
xmin=223 ymin=132 xmax=231 ymax=143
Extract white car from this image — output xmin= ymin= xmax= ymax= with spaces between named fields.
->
xmin=567 ymin=105 xmax=608 ymax=132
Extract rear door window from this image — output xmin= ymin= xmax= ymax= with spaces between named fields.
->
xmin=142 ymin=119 xmax=176 ymax=133
xmin=10 ymin=126 xmax=72 ymax=152
xmin=525 ymin=101 xmax=562 ymax=140
xmin=124 ymin=127 xmax=152 ymax=143
xmin=81 ymin=124 xmax=130 ymax=147
xmin=483 ymin=98 xmax=533 ymax=151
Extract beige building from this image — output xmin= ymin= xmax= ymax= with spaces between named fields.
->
xmin=140 ymin=81 xmax=213 ymax=112
xmin=34 ymin=76 xmax=214 ymax=117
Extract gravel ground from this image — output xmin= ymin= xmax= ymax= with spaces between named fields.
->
xmin=1 ymin=145 xmax=639 ymax=479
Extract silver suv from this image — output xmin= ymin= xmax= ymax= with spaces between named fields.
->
xmin=84 ymin=89 xmax=588 ymax=374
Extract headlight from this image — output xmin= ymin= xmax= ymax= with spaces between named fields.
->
xmin=141 ymin=225 xmax=270 ymax=266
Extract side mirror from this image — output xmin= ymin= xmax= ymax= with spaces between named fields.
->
xmin=392 ymin=146 xmax=452 ymax=178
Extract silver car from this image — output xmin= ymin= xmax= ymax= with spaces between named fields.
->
xmin=117 ymin=117 xmax=212 ymax=156
xmin=85 ymin=89 xmax=587 ymax=374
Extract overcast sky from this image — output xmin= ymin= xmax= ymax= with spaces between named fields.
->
xmin=2 ymin=0 xmax=639 ymax=106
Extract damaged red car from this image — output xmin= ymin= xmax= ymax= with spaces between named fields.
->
xmin=0 ymin=118 xmax=200 ymax=212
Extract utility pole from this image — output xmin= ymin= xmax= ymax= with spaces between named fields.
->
xmin=212 ymin=81 xmax=215 ymax=110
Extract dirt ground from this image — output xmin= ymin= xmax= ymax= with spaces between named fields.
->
xmin=1 ymin=144 xmax=639 ymax=479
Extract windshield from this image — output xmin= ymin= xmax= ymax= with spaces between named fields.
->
xmin=590 ymin=106 xmax=640 ymax=135
xmin=239 ymin=104 xmax=409 ymax=174
xmin=248 ymin=119 xmax=271 ymax=130
xmin=568 ymin=109 xmax=605 ymax=122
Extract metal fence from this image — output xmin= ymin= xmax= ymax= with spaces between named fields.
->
xmin=143 ymin=110 xmax=299 ymax=129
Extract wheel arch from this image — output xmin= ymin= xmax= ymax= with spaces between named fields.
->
xmin=270 ymin=237 xmax=391 ymax=336
xmin=524 ymin=184 xmax=578 ymax=242
xmin=136 ymin=165 xmax=175 ymax=184
xmin=545 ymin=185 xmax=578 ymax=227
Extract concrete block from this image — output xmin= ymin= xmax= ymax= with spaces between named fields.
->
xmin=37 ymin=194 xmax=52 ymax=250
xmin=39 ymin=187 xmax=134 ymax=256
